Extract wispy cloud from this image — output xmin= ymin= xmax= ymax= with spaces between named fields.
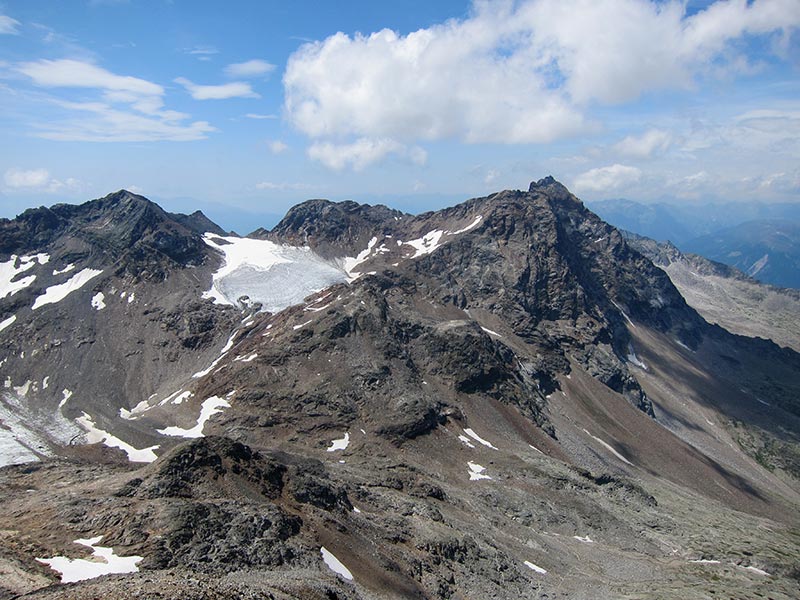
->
xmin=255 ymin=181 xmax=312 ymax=191
xmin=184 ymin=45 xmax=218 ymax=57
xmin=36 ymin=101 xmax=215 ymax=142
xmin=18 ymin=59 xmax=163 ymax=95
xmin=175 ymin=77 xmax=259 ymax=100
xmin=16 ymin=59 xmax=214 ymax=142
xmin=268 ymin=140 xmax=288 ymax=154
xmin=0 ymin=15 xmax=21 ymax=35
xmin=224 ymin=59 xmax=275 ymax=78
xmin=245 ymin=113 xmax=278 ymax=120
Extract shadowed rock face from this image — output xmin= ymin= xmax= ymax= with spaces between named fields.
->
xmin=1 ymin=180 xmax=799 ymax=600
xmin=0 ymin=190 xmax=216 ymax=272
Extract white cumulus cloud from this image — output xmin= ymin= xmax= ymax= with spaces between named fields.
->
xmin=0 ymin=15 xmax=21 ymax=34
xmin=307 ymin=138 xmax=427 ymax=171
xmin=573 ymin=164 xmax=642 ymax=193
xmin=175 ymin=77 xmax=260 ymax=100
xmin=225 ymin=59 xmax=275 ymax=78
xmin=284 ymin=0 xmax=800 ymax=155
xmin=4 ymin=168 xmax=79 ymax=193
xmin=613 ymin=129 xmax=673 ymax=158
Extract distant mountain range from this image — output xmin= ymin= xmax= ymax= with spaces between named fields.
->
xmin=681 ymin=219 xmax=800 ymax=289
xmin=589 ymin=199 xmax=800 ymax=288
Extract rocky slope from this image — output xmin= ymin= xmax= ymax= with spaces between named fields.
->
xmin=1 ymin=181 xmax=799 ymax=599
xmin=625 ymin=231 xmax=800 ymax=352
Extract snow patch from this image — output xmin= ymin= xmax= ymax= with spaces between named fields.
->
xmin=342 ymin=236 xmax=378 ymax=280
xmin=293 ymin=320 xmax=313 ymax=330
xmin=59 ymin=389 xmax=72 ymax=408
xmin=610 ymin=299 xmax=635 ymax=328
xmin=528 ymin=444 xmax=544 ymax=454
xmin=36 ymin=536 xmax=143 ymax=583
xmin=524 ymin=561 xmax=547 ymax=574
xmin=463 ymin=428 xmax=498 ymax=450
xmin=233 ymin=352 xmax=258 ymax=363
xmin=0 ymin=315 xmax=16 ymax=333
xmin=689 ymin=559 xmax=720 ymax=564
xmin=32 ymin=269 xmax=103 ymax=310
xmin=76 ymin=412 xmax=159 ymax=462
xmin=742 ymin=565 xmax=770 ymax=576
xmin=583 ymin=429 xmax=633 ymax=466
xmin=405 ymin=229 xmax=446 ymax=258
xmin=157 ymin=396 xmax=230 ymax=438
xmin=452 ymin=215 xmax=482 ymax=234
xmin=192 ymin=333 xmax=237 ymax=378
xmin=171 ymin=391 xmax=194 ymax=405
xmin=573 ymin=535 xmax=594 ymax=543
xmin=458 ymin=435 xmax=476 ymax=449
xmin=119 ymin=397 xmax=157 ymax=420
xmin=52 ymin=263 xmax=75 ymax=275
xmin=0 ymin=254 xmax=41 ymax=299
xmin=327 ymin=432 xmax=350 ymax=452
xmin=320 ymin=547 xmax=353 ymax=581
xmin=13 ymin=380 xmax=32 ymax=397
xmin=748 ymin=254 xmax=769 ymax=277
xmin=468 ymin=461 xmax=491 ymax=480
xmin=626 ymin=345 xmax=648 ymax=370
xmin=42 ymin=376 xmax=49 ymax=390
xmin=91 ymin=292 xmax=106 ymax=310
xmin=480 ymin=326 xmax=501 ymax=337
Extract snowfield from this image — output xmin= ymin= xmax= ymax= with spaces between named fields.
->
xmin=202 ymin=234 xmax=348 ymax=313
xmin=32 ymin=268 xmax=103 ymax=310
xmin=320 ymin=547 xmax=353 ymax=580
xmin=468 ymin=461 xmax=491 ymax=480
xmin=0 ymin=315 xmax=16 ymax=333
xmin=327 ymin=432 xmax=350 ymax=452
xmin=36 ymin=536 xmax=143 ymax=583
xmin=157 ymin=395 xmax=231 ymax=438
xmin=77 ymin=412 xmax=159 ymax=462
xmin=201 ymin=218 xmax=484 ymax=313
xmin=0 ymin=389 xmax=82 ymax=468
xmin=524 ymin=560 xmax=547 ymax=574
xmin=463 ymin=428 xmax=498 ymax=450
xmin=0 ymin=254 xmax=48 ymax=299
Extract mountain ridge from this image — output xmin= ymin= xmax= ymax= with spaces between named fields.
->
xmin=1 ymin=180 xmax=799 ymax=599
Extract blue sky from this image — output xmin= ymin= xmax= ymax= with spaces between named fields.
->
xmin=0 ymin=0 xmax=798 ymax=232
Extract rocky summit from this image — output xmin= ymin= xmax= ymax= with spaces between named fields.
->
xmin=1 ymin=180 xmax=799 ymax=599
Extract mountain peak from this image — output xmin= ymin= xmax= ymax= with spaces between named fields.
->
xmin=528 ymin=175 xmax=576 ymax=203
